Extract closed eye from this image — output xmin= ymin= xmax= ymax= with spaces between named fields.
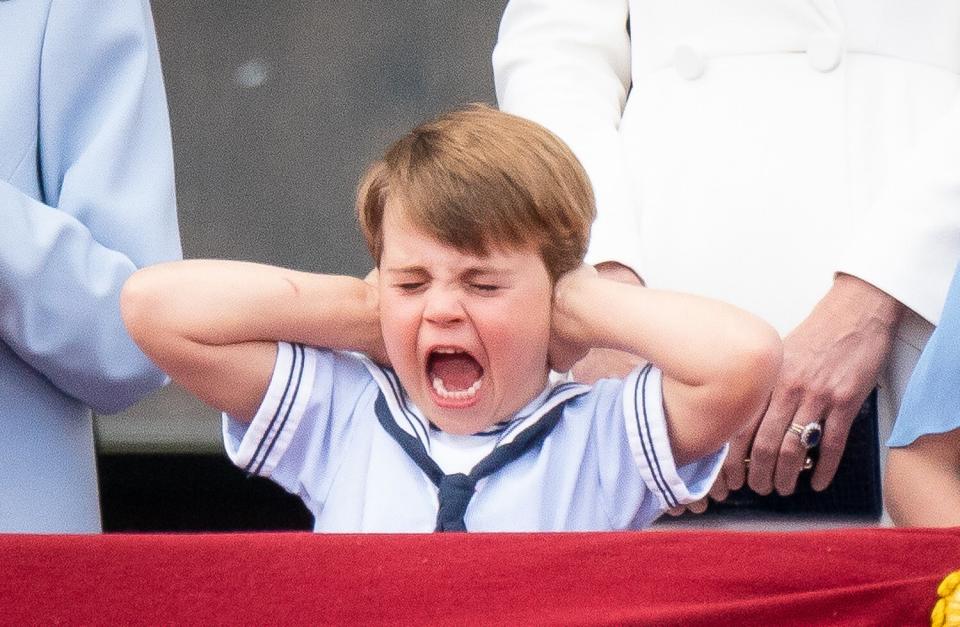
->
xmin=470 ymin=283 xmax=501 ymax=293
xmin=395 ymin=282 xmax=426 ymax=293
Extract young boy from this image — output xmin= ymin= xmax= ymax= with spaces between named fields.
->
xmin=121 ymin=105 xmax=782 ymax=532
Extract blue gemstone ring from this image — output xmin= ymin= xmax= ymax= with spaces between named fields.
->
xmin=788 ymin=422 xmax=823 ymax=449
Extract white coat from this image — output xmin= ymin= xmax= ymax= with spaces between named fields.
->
xmin=493 ymin=0 xmax=960 ymax=339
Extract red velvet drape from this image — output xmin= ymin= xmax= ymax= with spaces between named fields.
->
xmin=2 ymin=528 xmax=957 ymax=625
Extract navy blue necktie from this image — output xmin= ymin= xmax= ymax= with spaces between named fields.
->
xmin=374 ymin=392 xmax=567 ymax=532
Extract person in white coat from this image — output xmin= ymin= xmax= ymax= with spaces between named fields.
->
xmin=493 ymin=0 xmax=960 ymax=506
xmin=0 ymin=0 xmax=182 ymax=532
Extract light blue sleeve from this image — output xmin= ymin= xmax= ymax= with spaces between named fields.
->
xmin=0 ymin=0 xmax=182 ymax=414
xmin=593 ymin=365 xmax=726 ymax=527
xmin=223 ymin=345 xmax=376 ymax=511
xmin=618 ymin=365 xmax=725 ymax=515
xmin=888 ymin=262 xmax=960 ymax=447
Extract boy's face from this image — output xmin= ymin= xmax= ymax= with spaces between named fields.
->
xmin=378 ymin=202 xmax=553 ymax=434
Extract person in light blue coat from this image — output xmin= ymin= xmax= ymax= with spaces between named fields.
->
xmin=0 ymin=0 xmax=182 ymax=532
xmin=886 ymin=262 xmax=960 ymax=527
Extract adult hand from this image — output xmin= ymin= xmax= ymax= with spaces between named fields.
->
xmin=719 ymin=273 xmax=903 ymax=498
xmin=569 ymin=261 xmax=647 ymax=383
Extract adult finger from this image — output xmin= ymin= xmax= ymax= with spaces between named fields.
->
xmin=747 ymin=384 xmax=800 ymax=495
xmin=722 ymin=425 xmax=756 ymax=491
xmin=810 ymin=402 xmax=859 ymax=491
xmin=773 ymin=401 xmax=824 ymax=496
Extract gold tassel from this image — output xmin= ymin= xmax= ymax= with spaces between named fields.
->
xmin=932 ymin=570 xmax=960 ymax=627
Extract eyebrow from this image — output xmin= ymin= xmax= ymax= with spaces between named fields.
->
xmin=383 ymin=265 xmax=515 ymax=279
xmin=383 ymin=265 xmax=428 ymax=275
xmin=461 ymin=267 xmax=513 ymax=281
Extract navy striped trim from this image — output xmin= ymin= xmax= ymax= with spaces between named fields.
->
xmin=377 ymin=364 xmax=430 ymax=450
xmin=254 ymin=344 xmax=307 ymax=474
xmin=245 ymin=343 xmax=306 ymax=475
xmin=496 ymin=382 xmax=589 ymax=445
xmin=632 ymin=364 xmax=678 ymax=508
xmin=474 ymin=420 xmax=511 ymax=436
xmin=374 ymin=393 xmax=444 ymax=486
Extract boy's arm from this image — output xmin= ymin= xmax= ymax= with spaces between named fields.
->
xmin=886 ymin=430 xmax=960 ymax=527
xmin=121 ymin=260 xmax=383 ymax=422
xmin=552 ymin=266 xmax=782 ymax=466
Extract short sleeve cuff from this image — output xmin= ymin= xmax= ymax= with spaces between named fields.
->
xmin=222 ymin=342 xmax=317 ymax=477
xmin=622 ymin=364 xmax=726 ymax=509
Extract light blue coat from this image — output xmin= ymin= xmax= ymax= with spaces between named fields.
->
xmin=0 ymin=0 xmax=182 ymax=531
xmin=889 ymin=262 xmax=960 ymax=447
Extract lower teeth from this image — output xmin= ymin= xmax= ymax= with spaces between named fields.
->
xmin=432 ymin=376 xmax=483 ymax=400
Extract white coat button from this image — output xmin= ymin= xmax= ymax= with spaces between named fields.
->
xmin=806 ymin=32 xmax=842 ymax=72
xmin=674 ymin=45 xmax=705 ymax=80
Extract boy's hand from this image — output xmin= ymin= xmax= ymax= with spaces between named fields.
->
xmin=549 ymin=264 xmax=599 ymax=372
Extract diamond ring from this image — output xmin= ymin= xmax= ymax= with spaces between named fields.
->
xmin=788 ymin=422 xmax=823 ymax=449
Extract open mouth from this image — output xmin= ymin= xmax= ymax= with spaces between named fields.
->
xmin=427 ymin=347 xmax=484 ymax=402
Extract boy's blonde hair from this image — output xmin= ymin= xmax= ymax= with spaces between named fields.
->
xmin=356 ymin=104 xmax=595 ymax=283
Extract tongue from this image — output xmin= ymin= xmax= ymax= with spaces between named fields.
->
xmin=430 ymin=353 xmax=482 ymax=391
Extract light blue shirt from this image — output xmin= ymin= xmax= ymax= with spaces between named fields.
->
xmin=888 ymin=262 xmax=960 ymax=447
xmin=224 ymin=343 xmax=725 ymax=532
xmin=0 ymin=0 xmax=182 ymax=531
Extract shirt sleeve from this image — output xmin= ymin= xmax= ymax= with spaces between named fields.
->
xmin=620 ymin=364 xmax=726 ymax=510
xmin=0 ymin=0 xmax=182 ymax=414
xmin=222 ymin=343 xmax=375 ymax=508
xmin=888 ymin=262 xmax=960 ymax=447
xmin=493 ymin=0 xmax=643 ymax=275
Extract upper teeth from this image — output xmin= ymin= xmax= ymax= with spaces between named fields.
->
xmin=434 ymin=347 xmax=462 ymax=354
xmin=432 ymin=376 xmax=483 ymax=400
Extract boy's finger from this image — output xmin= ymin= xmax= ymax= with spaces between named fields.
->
xmin=709 ymin=474 xmax=730 ymax=503
xmin=686 ymin=497 xmax=709 ymax=514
